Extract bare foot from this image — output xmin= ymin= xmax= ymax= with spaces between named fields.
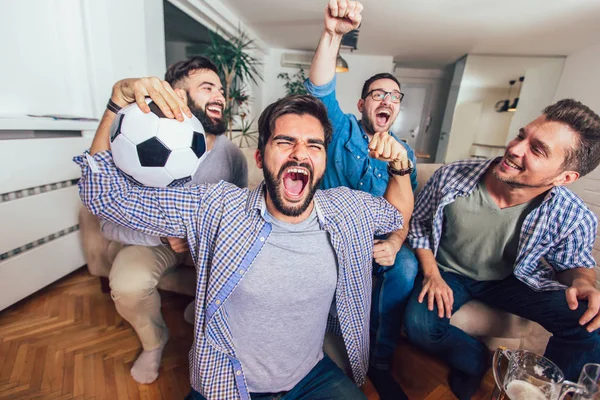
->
xmin=130 ymin=333 xmax=168 ymax=384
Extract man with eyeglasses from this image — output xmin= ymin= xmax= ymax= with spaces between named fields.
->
xmin=305 ymin=1 xmax=416 ymax=399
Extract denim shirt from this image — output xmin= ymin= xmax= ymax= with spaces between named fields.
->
xmin=304 ymin=77 xmax=418 ymax=196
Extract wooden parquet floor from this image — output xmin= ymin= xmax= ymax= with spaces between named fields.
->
xmin=0 ymin=268 xmax=193 ymax=400
xmin=0 ymin=268 xmax=497 ymax=400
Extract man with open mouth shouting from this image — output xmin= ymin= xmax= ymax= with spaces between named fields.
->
xmin=305 ymin=1 xmax=418 ymax=398
xmin=75 ymin=93 xmax=414 ymax=399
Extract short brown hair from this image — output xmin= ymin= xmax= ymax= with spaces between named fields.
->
xmin=544 ymin=99 xmax=600 ymax=177
xmin=164 ymin=56 xmax=219 ymax=88
xmin=257 ymin=95 xmax=332 ymax=155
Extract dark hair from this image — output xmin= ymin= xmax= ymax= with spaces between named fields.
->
xmin=361 ymin=73 xmax=402 ymax=99
xmin=164 ymin=56 xmax=219 ymax=88
xmin=257 ymin=95 xmax=332 ymax=155
xmin=543 ymin=99 xmax=600 ymax=177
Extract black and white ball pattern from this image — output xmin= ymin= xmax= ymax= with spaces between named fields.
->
xmin=109 ymin=99 xmax=207 ymax=187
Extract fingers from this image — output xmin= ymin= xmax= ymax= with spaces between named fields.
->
xmin=166 ymin=237 xmax=189 ymax=253
xmin=373 ymin=241 xmax=390 ymax=253
xmin=328 ymin=0 xmax=338 ymax=17
xmin=435 ymin=293 xmax=445 ymax=318
xmin=417 ymin=276 xmax=453 ymax=319
xmin=131 ymin=81 xmax=151 ymax=113
xmin=427 ymin=286 xmax=436 ymax=312
xmin=586 ymin=314 xmax=600 ymax=333
xmin=327 ymin=0 xmax=362 ymax=31
xmin=374 ymin=256 xmax=394 ymax=267
xmin=143 ymin=77 xmax=178 ymax=120
xmin=441 ymin=291 xmax=452 ymax=318
xmin=418 ymin=280 xmax=429 ymax=304
xmin=337 ymin=0 xmax=347 ymax=18
xmin=565 ymin=287 xmax=579 ymax=310
xmin=353 ymin=2 xmax=363 ymax=21
xmin=369 ymin=132 xmax=401 ymax=161
xmin=162 ymin=81 xmax=192 ymax=120
xmin=346 ymin=1 xmax=357 ymax=18
xmin=580 ymin=293 xmax=600 ymax=328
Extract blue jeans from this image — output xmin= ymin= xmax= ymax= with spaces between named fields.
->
xmin=404 ymin=270 xmax=600 ymax=381
xmin=370 ymin=243 xmax=419 ymax=369
xmin=185 ymin=355 xmax=365 ymax=400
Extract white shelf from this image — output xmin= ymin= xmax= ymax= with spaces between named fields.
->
xmin=0 ymin=117 xmax=99 ymax=132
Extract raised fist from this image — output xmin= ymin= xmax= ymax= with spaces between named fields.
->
xmin=324 ymin=0 xmax=363 ymax=36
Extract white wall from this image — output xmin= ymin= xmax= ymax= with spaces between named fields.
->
xmin=260 ymin=48 xmax=394 ymax=118
xmin=0 ymin=0 xmax=166 ymax=121
xmin=552 ymin=41 xmax=600 ymax=265
xmin=1 ymin=0 xmax=95 ymax=118
xmin=506 ymin=59 xmax=565 ymax=144
xmin=83 ymin=0 xmax=166 ymax=117
xmin=445 ymin=85 xmax=514 ymax=163
xmin=393 ymin=67 xmax=451 ymax=161
xmin=442 ymin=55 xmax=566 ymax=163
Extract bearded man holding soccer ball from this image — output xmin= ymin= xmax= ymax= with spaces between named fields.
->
xmin=97 ymin=56 xmax=248 ymax=384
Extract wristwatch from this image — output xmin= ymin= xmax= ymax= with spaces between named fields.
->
xmin=387 ymin=159 xmax=414 ymax=176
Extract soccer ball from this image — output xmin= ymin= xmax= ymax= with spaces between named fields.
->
xmin=109 ymin=99 xmax=207 ymax=187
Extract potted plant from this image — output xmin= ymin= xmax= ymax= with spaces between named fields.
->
xmin=195 ymin=29 xmax=262 ymax=140
xmin=278 ymin=67 xmax=308 ymax=95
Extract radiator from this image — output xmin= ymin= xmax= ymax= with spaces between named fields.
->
xmin=0 ymin=132 xmax=93 ymax=311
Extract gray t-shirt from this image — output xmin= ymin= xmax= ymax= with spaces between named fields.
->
xmin=436 ymin=180 xmax=542 ymax=281
xmin=100 ymin=134 xmax=248 ymax=245
xmin=225 ymin=204 xmax=338 ymax=393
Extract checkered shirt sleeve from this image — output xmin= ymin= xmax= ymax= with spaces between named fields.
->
xmin=74 ymin=150 xmax=206 ymax=239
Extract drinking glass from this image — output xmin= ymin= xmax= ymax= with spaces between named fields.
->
xmin=574 ymin=363 xmax=600 ymax=400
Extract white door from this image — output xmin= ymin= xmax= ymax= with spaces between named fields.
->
xmin=391 ymin=84 xmax=429 ymax=150
xmin=435 ymin=56 xmax=466 ymax=163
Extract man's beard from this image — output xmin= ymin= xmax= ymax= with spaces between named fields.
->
xmin=361 ymin=115 xmax=377 ymax=135
xmin=492 ymin=162 xmax=554 ymax=189
xmin=263 ymin=160 xmax=322 ymax=217
xmin=187 ymin=97 xmax=227 ymax=136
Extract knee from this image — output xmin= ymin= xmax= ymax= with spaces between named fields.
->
xmin=394 ymin=246 xmax=419 ymax=279
xmin=383 ymin=246 xmax=419 ymax=290
xmin=109 ymin=246 xmax=158 ymax=295
xmin=403 ymin=299 xmax=447 ymax=346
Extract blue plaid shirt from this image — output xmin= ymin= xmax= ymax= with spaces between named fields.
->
xmin=75 ymin=151 xmax=403 ymax=399
xmin=408 ymin=158 xmax=598 ymax=291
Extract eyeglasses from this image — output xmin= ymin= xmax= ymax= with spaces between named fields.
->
xmin=364 ymin=89 xmax=405 ymax=103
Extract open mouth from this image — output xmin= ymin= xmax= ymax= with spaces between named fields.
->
xmin=375 ymin=109 xmax=391 ymax=126
xmin=502 ymin=157 xmax=523 ymax=171
xmin=282 ymin=167 xmax=310 ymax=199
xmin=206 ymin=104 xmax=223 ymax=119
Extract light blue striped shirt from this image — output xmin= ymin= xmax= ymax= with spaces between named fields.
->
xmin=408 ymin=158 xmax=597 ymax=291
xmin=75 ymin=150 xmax=403 ymax=399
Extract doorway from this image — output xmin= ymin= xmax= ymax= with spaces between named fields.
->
xmin=390 ymin=83 xmax=431 ymax=151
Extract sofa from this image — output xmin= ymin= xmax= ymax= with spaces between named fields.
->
xmin=78 ymin=149 xmax=553 ymax=363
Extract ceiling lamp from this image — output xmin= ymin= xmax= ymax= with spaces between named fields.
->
xmin=495 ymin=80 xmax=516 ymax=113
xmin=336 ymin=55 xmax=349 ymax=73
xmin=508 ymin=76 xmax=525 ymax=112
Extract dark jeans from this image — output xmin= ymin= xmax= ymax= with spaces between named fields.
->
xmin=185 ymin=355 xmax=365 ymax=400
xmin=371 ymin=243 xmax=418 ymax=369
xmin=404 ymin=270 xmax=600 ymax=381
